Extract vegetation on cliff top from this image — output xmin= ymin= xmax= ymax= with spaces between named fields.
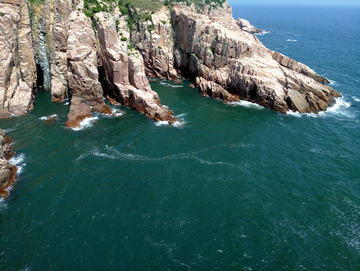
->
xmin=28 ymin=0 xmax=45 ymax=6
xmin=82 ymin=0 xmax=226 ymax=16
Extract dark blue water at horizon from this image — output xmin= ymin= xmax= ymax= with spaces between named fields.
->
xmin=1 ymin=5 xmax=360 ymax=270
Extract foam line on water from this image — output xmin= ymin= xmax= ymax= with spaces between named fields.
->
xmin=328 ymin=79 xmax=339 ymax=86
xmin=39 ymin=114 xmax=58 ymax=121
xmin=352 ymin=96 xmax=360 ymax=102
xmin=255 ymin=31 xmax=270 ymax=35
xmin=227 ymin=100 xmax=263 ymax=109
xmin=78 ymin=147 xmax=242 ymax=172
xmin=287 ymin=39 xmax=297 ymax=42
xmin=159 ymin=81 xmax=184 ymax=88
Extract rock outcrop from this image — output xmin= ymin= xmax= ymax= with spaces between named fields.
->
xmin=0 ymin=0 xmax=36 ymax=118
xmin=0 ymin=0 xmax=341 ymax=121
xmin=94 ymin=6 xmax=177 ymax=123
xmin=132 ymin=6 xmax=178 ymax=80
xmin=0 ymin=129 xmax=17 ymax=198
xmin=237 ymin=18 xmax=262 ymax=34
xmin=169 ymin=3 xmax=340 ymax=113
xmin=65 ymin=4 xmax=113 ymax=128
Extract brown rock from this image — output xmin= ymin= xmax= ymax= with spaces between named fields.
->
xmin=0 ymin=129 xmax=17 ymax=198
xmin=65 ymin=96 xmax=92 ymax=129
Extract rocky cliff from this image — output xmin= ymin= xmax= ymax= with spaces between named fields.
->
xmin=0 ymin=129 xmax=17 ymax=198
xmin=0 ymin=0 xmax=341 ymax=123
xmin=169 ymin=2 xmax=340 ymax=113
xmin=0 ymin=0 xmax=36 ymax=118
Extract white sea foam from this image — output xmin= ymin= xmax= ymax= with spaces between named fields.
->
xmin=352 ymin=96 xmax=360 ymax=102
xmin=154 ymin=119 xmax=185 ymax=127
xmin=175 ymin=113 xmax=187 ymax=118
xmin=70 ymin=116 xmax=99 ymax=131
xmin=227 ymin=100 xmax=263 ymax=109
xmin=160 ymin=81 xmax=183 ymax=88
xmin=10 ymin=153 xmax=26 ymax=175
xmin=286 ymin=110 xmax=318 ymax=118
xmin=39 ymin=114 xmax=58 ymax=121
xmin=286 ymin=97 xmax=353 ymax=119
xmin=328 ymin=79 xmax=339 ymax=86
xmin=287 ymin=39 xmax=297 ymax=42
xmin=319 ymin=97 xmax=352 ymax=118
xmin=154 ymin=120 xmax=170 ymax=126
xmin=2 ymin=128 xmax=15 ymax=133
xmin=112 ymin=109 xmax=123 ymax=117
xmin=10 ymin=153 xmax=25 ymax=166
xmin=255 ymin=31 xmax=270 ymax=36
xmin=171 ymin=121 xmax=184 ymax=127
xmin=64 ymin=102 xmax=70 ymax=105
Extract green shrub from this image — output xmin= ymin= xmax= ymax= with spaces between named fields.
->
xmin=115 ymin=20 xmax=120 ymax=32
xmin=121 ymin=37 xmax=128 ymax=41
xmin=161 ymin=20 xmax=166 ymax=24
xmin=148 ymin=24 xmax=154 ymax=31
xmin=0 ymin=12 xmax=5 ymax=16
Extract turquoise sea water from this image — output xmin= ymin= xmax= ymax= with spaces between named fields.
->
xmin=1 ymin=5 xmax=360 ymax=270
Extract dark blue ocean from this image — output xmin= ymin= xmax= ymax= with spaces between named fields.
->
xmin=1 ymin=4 xmax=359 ymax=270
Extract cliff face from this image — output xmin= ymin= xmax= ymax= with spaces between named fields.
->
xmin=95 ymin=6 xmax=177 ymax=122
xmin=0 ymin=0 xmax=36 ymax=118
xmin=0 ymin=0 xmax=341 ymax=122
xmin=169 ymin=4 xmax=341 ymax=113
xmin=0 ymin=129 xmax=17 ymax=198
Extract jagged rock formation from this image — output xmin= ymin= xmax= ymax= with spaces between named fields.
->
xmin=169 ymin=3 xmax=340 ymax=113
xmin=0 ymin=0 xmax=341 ymax=121
xmin=236 ymin=18 xmax=262 ymax=34
xmin=0 ymin=0 xmax=37 ymax=118
xmin=94 ymin=6 xmax=177 ymax=123
xmin=0 ymin=129 xmax=17 ymax=198
xmin=30 ymin=0 xmax=72 ymax=101
xmin=65 ymin=5 xmax=113 ymax=128
xmin=132 ymin=6 xmax=178 ymax=80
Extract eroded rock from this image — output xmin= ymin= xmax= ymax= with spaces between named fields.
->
xmin=0 ymin=0 xmax=36 ymax=117
xmin=170 ymin=3 xmax=341 ymax=113
xmin=0 ymin=129 xmax=17 ymax=198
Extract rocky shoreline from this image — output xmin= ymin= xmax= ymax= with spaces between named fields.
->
xmin=0 ymin=0 xmax=341 ymax=124
xmin=0 ymin=129 xmax=17 ymax=198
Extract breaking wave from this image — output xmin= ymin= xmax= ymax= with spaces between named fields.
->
xmin=10 ymin=153 xmax=26 ymax=175
xmin=39 ymin=114 xmax=58 ymax=121
xmin=255 ymin=31 xmax=270 ymax=35
xmin=286 ymin=97 xmax=353 ymax=119
xmin=227 ymin=100 xmax=263 ymax=109
xmin=70 ymin=116 xmax=99 ymax=131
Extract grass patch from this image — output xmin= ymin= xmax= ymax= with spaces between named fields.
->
xmin=28 ymin=0 xmax=45 ymax=6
